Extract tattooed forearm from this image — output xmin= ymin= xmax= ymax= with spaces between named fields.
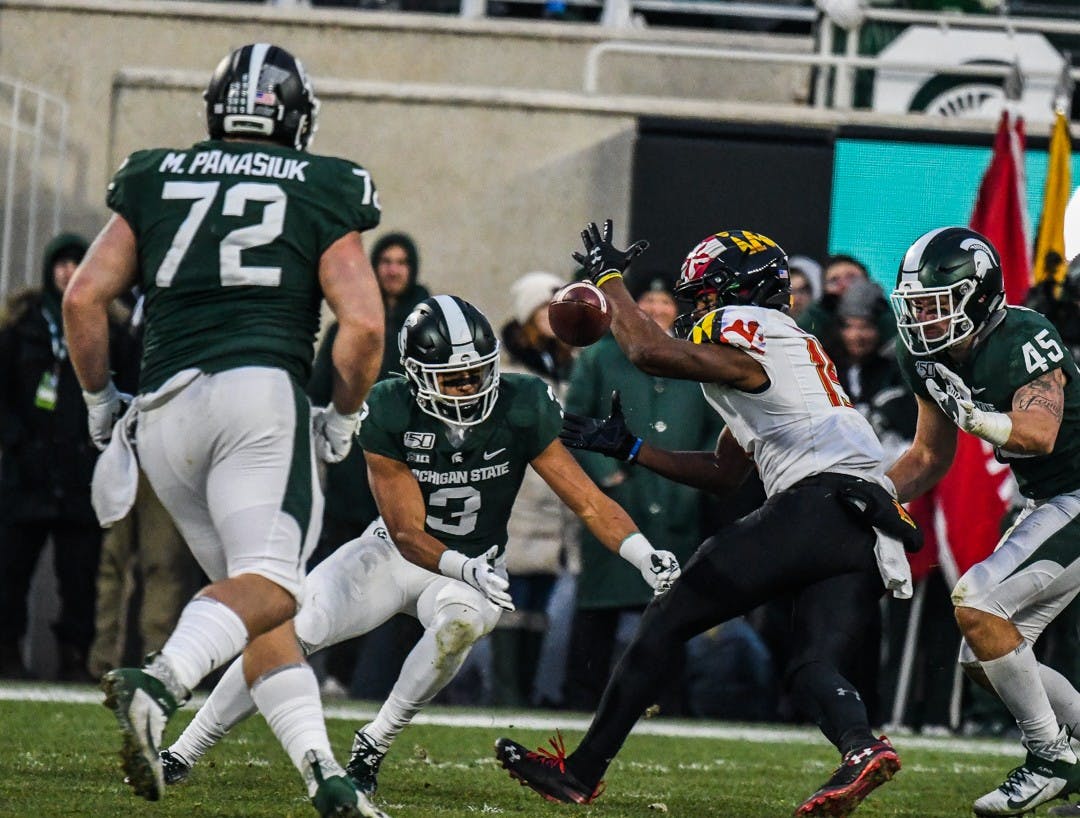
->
xmin=1012 ymin=370 xmax=1065 ymax=420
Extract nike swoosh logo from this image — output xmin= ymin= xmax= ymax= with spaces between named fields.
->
xmin=483 ymin=448 xmax=506 ymax=460
xmin=972 ymin=387 xmax=987 ymax=395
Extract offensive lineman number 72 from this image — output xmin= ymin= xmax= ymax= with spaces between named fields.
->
xmin=156 ymin=181 xmax=286 ymax=288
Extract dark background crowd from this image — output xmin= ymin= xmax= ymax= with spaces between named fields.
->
xmin=4 ymin=227 xmax=1080 ymax=740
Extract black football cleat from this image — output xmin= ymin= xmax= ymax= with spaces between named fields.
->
xmin=494 ymin=732 xmax=604 ymax=805
xmin=346 ymin=729 xmax=386 ymax=795
xmin=794 ymin=736 xmax=900 ymax=817
xmin=160 ymin=749 xmax=191 ymax=785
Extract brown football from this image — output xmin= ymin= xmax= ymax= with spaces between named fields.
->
xmin=548 ymin=281 xmax=612 ymax=347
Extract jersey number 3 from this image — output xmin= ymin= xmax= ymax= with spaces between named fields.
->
xmin=157 ymin=181 xmax=286 ymax=288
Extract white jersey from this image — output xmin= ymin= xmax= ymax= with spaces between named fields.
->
xmin=691 ymin=305 xmax=886 ymax=497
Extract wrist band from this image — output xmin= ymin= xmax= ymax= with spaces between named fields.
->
xmin=595 ymin=270 xmax=623 ymax=287
xmin=625 ymin=437 xmax=643 ymax=463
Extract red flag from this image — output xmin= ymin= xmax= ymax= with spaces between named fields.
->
xmin=969 ymin=109 xmax=1031 ymax=304
xmin=932 ymin=438 xmax=1013 ymax=587
xmin=926 ymin=110 xmax=1029 ymax=587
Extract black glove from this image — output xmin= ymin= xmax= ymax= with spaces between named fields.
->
xmin=837 ymin=479 xmax=924 ymax=553
xmin=559 ymin=390 xmax=642 ymax=462
xmin=571 ymin=219 xmax=649 ymax=287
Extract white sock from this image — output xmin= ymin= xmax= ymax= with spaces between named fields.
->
xmin=169 ymin=656 xmax=256 ymax=766
xmin=250 ymin=663 xmax=337 ymax=796
xmin=1040 ymin=663 xmax=1080 ymax=738
xmin=982 ymin=642 xmax=1064 ymax=751
xmin=153 ymin=596 xmax=248 ymax=693
xmin=365 ymin=603 xmax=479 ymax=750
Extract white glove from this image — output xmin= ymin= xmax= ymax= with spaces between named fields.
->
xmin=925 ymin=363 xmax=1012 ymax=447
xmin=619 ymin=533 xmax=681 ymax=596
xmin=439 ymin=545 xmax=515 ymax=612
xmin=312 ymin=404 xmax=363 ymax=463
xmin=814 ymin=0 xmax=864 ymax=29
xmin=82 ymin=380 xmax=132 ymax=452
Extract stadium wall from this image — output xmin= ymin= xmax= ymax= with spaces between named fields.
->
xmin=0 ymin=0 xmax=1013 ymax=321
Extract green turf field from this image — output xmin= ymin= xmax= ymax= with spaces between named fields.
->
xmin=0 ymin=685 xmax=1044 ymax=817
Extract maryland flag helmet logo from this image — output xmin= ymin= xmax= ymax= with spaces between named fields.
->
xmin=673 ymin=229 xmax=790 ymax=337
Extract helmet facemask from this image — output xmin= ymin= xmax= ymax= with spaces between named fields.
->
xmin=891 ymin=279 xmax=979 ymax=355
xmin=404 ymin=351 xmax=500 ymax=427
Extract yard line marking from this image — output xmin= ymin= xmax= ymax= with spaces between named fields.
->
xmin=0 ymin=683 xmax=1022 ymax=758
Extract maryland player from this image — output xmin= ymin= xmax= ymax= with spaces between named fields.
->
xmin=887 ymin=227 xmax=1080 ymax=817
xmin=496 ymin=223 xmax=920 ymax=818
xmin=62 ymin=44 xmax=386 ymax=816
xmin=157 ymin=295 xmax=680 ymax=798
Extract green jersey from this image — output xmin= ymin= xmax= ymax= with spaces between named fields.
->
xmin=359 ymin=373 xmax=563 ymax=558
xmin=897 ymin=306 xmax=1080 ymax=500
xmin=106 ymin=139 xmax=381 ymax=392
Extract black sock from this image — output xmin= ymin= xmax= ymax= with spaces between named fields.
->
xmin=790 ymin=660 xmax=874 ymax=756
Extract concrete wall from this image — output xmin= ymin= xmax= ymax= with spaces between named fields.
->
xmin=0 ymin=0 xmax=815 ymax=317
xmin=0 ymin=0 xmax=997 ymax=321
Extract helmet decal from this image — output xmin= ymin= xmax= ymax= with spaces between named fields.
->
xmin=205 ymin=43 xmax=319 ymax=151
xmin=960 ymin=237 xmax=995 ymax=278
xmin=673 ymin=229 xmax=790 ymax=337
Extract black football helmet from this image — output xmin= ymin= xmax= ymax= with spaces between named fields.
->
xmin=891 ymin=227 xmax=1005 ymax=355
xmin=205 ymin=43 xmax=319 ymax=151
xmin=399 ymin=295 xmax=501 ymax=426
xmin=673 ymin=230 xmax=790 ymax=337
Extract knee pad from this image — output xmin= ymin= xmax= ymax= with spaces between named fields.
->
xmin=430 ymin=602 xmax=488 ymax=658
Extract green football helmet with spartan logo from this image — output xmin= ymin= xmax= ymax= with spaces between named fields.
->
xmin=891 ymin=226 xmax=1005 ymax=356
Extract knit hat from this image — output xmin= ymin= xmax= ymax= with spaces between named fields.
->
xmin=838 ymin=278 xmax=886 ymax=321
xmin=510 ymin=271 xmax=565 ymax=325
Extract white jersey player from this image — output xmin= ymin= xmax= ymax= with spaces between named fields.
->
xmin=496 ymin=224 xmax=921 ymax=818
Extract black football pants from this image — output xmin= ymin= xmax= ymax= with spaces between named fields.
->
xmin=567 ymin=472 xmax=885 ymax=785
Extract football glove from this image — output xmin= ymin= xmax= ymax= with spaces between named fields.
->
xmin=619 ymin=533 xmax=681 ymax=595
xmin=925 ymin=363 xmax=1012 ymax=447
xmin=439 ymin=545 xmax=515 ymax=612
xmin=82 ymin=380 xmax=132 ymax=452
xmin=312 ymin=404 xmax=363 ymax=463
xmin=560 ymin=390 xmax=642 ymax=463
xmin=571 ymin=219 xmax=649 ymax=287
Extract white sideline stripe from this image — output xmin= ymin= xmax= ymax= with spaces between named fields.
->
xmin=0 ymin=683 xmax=1022 ymax=759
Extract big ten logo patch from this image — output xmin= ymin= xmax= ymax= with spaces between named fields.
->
xmin=404 ymin=431 xmax=436 ymax=449
xmin=407 ymin=452 xmax=431 ymax=464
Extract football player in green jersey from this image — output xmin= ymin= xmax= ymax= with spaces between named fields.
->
xmin=62 ymin=44 xmax=387 ymax=817
xmin=887 ymin=227 xmax=1080 ymax=817
xmin=156 ymin=294 xmax=681 ymax=797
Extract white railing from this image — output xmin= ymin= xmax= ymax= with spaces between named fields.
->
xmin=0 ymin=77 xmax=69 ymax=299
xmin=583 ymin=9 xmax=1080 ymax=114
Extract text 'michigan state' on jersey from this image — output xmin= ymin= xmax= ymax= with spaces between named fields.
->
xmin=106 ymin=139 xmax=381 ymax=393
xmin=896 ymin=306 xmax=1080 ymax=501
xmin=688 ymin=304 xmax=887 ymax=497
xmin=359 ymin=373 xmax=564 ymax=559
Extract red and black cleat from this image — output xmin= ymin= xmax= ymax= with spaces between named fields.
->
xmin=794 ymin=736 xmax=900 ymax=817
xmin=494 ymin=731 xmax=605 ymax=805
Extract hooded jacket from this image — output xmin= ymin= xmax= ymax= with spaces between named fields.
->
xmin=371 ymin=232 xmax=430 ymax=380
xmin=0 ymin=233 xmax=136 ymax=523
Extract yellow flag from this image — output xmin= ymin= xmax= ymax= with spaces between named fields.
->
xmin=1033 ymin=110 xmax=1072 ymax=289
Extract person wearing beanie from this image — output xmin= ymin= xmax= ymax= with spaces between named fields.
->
xmin=0 ymin=233 xmax=139 ymax=681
